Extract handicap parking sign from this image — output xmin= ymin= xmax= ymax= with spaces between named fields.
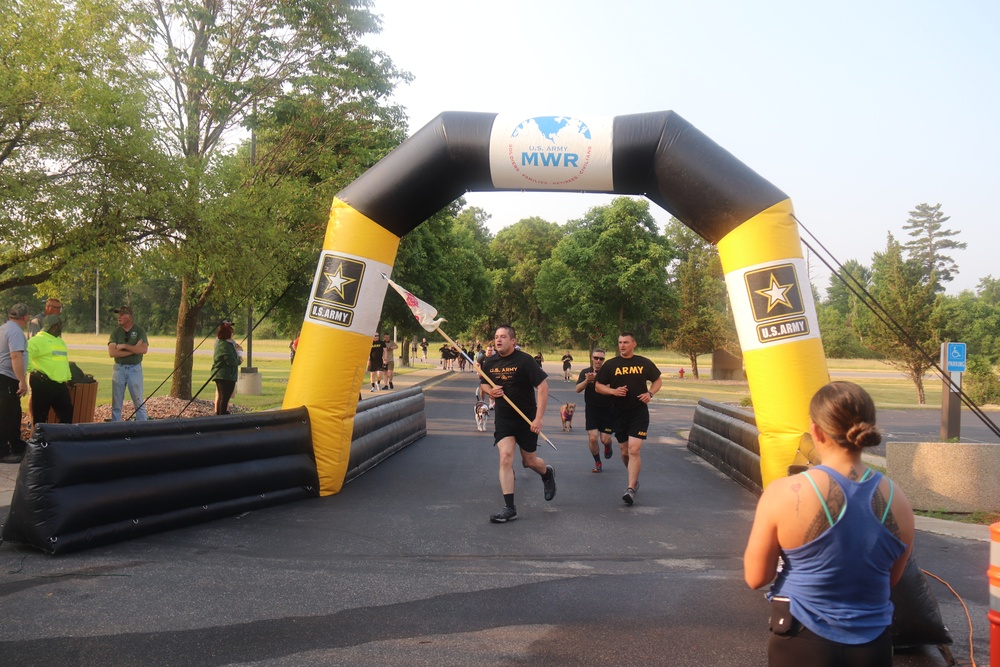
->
xmin=946 ymin=342 xmax=966 ymax=373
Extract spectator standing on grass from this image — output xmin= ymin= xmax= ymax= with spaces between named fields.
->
xmin=212 ymin=321 xmax=243 ymax=415
xmin=27 ymin=314 xmax=74 ymax=428
xmin=0 ymin=303 xmax=31 ymax=463
xmin=108 ymin=305 xmax=149 ymax=421
xmin=28 ymin=298 xmax=62 ymax=338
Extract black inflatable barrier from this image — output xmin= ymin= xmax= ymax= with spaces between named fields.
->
xmin=688 ymin=399 xmax=763 ymax=494
xmin=347 ymin=386 xmax=426 ymax=483
xmin=1 ymin=408 xmax=318 ymax=555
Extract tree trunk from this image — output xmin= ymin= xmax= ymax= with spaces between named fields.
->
xmin=170 ymin=272 xmax=215 ymax=399
xmin=915 ymin=376 xmax=926 ymax=405
xmin=690 ymin=353 xmax=699 ymax=379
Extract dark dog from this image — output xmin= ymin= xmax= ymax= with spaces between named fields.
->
xmin=560 ymin=402 xmax=576 ymax=431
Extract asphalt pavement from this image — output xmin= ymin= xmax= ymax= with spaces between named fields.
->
xmin=0 ymin=368 xmax=991 ymax=666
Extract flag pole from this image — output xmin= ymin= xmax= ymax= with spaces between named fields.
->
xmin=435 ymin=326 xmax=557 ymax=450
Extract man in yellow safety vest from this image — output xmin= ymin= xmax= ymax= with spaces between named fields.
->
xmin=27 ymin=314 xmax=73 ymax=429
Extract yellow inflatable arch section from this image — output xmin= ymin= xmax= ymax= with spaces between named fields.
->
xmin=283 ymin=111 xmax=829 ymax=495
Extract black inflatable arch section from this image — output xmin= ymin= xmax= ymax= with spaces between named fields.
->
xmin=341 ymin=110 xmax=787 ymax=243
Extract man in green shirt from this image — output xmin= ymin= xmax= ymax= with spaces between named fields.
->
xmin=27 ymin=314 xmax=73 ymax=427
xmin=108 ymin=305 xmax=149 ymax=421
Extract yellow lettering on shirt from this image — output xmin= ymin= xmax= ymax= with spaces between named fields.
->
xmin=613 ymin=365 xmax=644 ymax=376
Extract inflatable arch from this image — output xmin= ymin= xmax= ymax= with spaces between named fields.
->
xmin=283 ymin=111 xmax=829 ymax=495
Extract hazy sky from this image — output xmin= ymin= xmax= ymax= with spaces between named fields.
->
xmin=363 ymin=0 xmax=999 ymax=295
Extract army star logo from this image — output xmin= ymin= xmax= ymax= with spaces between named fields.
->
xmin=322 ymin=265 xmax=356 ymax=300
xmin=754 ymin=274 xmax=794 ymax=313
xmin=744 ymin=263 xmax=804 ymax=323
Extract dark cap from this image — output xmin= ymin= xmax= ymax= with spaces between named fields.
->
xmin=8 ymin=303 xmax=29 ymax=318
xmin=42 ymin=314 xmax=63 ymax=332
xmin=114 ymin=305 xmax=134 ymax=315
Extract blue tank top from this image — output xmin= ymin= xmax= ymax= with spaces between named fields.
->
xmin=770 ymin=465 xmax=907 ymax=644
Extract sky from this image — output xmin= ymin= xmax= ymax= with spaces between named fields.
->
xmin=363 ymin=0 xmax=999 ymax=296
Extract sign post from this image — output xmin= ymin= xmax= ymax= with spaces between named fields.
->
xmin=940 ymin=342 xmax=965 ymax=441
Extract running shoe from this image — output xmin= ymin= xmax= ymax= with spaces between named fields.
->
xmin=622 ymin=487 xmax=635 ymax=505
xmin=370 ymin=385 xmax=377 ymax=392
xmin=489 ymin=505 xmax=517 ymax=523
xmin=604 ymin=442 xmax=612 ymax=459
xmin=543 ymin=465 xmax=556 ymax=501
xmin=592 ymin=462 xmax=602 ymax=473
xmin=389 ymin=381 xmax=394 ymax=389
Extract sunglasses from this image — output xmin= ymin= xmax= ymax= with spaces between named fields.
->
xmin=592 ymin=356 xmax=605 ymax=360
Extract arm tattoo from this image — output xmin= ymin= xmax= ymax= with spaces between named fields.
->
xmin=803 ymin=483 xmax=845 ymax=542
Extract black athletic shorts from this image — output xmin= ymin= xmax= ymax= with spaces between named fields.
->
xmin=494 ymin=415 xmax=538 ymax=452
xmin=585 ymin=406 xmax=614 ymax=434
xmin=612 ymin=405 xmax=650 ymax=442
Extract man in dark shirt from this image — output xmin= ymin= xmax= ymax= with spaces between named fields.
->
xmin=596 ymin=332 xmax=662 ymax=505
xmin=368 ymin=332 xmax=385 ymax=392
xmin=575 ymin=348 xmax=614 ymax=473
xmin=480 ymin=325 xmax=555 ymax=523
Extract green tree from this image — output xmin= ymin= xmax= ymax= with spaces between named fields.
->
xmin=487 ymin=217 xmax=563 ymax=349
xmin=902 ymin=203 xmax=965 ymax=286
xmin=657 ymin=219 xmax=732 ymax=377
xmin=855 ymin=234 xmax=941 ymax=403
xmin=131 ymin=0 xmax=409 ymax=397
xmin=536 ymin=198 xmax=674 ymax=348
xmin=381 ymin=203 xmax=493 ymax=352
xmin=0 ymin=0 xmax=165 ymax=292
xmin=964 ymin=355 xmax=1000 ymax=405
xmin=935 ymin=288 xmax=1000 ymax=365
xmin=819 ymin=259 xmax=877 ymax=358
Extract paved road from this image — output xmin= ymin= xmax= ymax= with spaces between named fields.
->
xmin=0 ymin=372 xmax=987 ymax=666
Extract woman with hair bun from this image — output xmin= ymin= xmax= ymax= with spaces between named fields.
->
xmin=744 ymin=381 xmax=914 ymax=666
xmin=211 ymin=321 xmax=242 ymax=415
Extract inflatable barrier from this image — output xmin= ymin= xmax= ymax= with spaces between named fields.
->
xmin=1 ymin=409 xmax=318 ymax=555
xmin=688 ymin=399 xmax=762 ymax=495
xmin=347 ymin=386 xmax=426 ymax=482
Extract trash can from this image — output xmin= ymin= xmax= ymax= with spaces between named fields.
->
xmin=47 ymin=363 xmax=98 ymax=423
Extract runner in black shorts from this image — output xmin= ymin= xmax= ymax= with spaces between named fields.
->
xmin=575 ymin=348 xmax=614 ymax=473
xmin=480 ymin=325 xmax=556 ymax=523
xmin=368 ymin=332 xmax=385 ymax=392
xmin=595 ymin=332 xmax=662 ymax=505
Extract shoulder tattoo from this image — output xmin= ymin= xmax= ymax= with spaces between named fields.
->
xmin=803 ymin=482 xmax=845 ymax=542
xmin=872 ymin=488 xmax=901 ymax=538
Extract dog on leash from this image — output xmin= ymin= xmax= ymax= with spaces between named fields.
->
xmin=560 ymin=402 xmax=576 ymax=431
xmin=474 ymin=401 xmax=491 ymax=432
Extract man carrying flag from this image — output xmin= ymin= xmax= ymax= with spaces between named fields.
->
xmin=480 ymin=325 xmax=555 ymax=523
xmin=382 ymin=276 xmax=556 ymax=523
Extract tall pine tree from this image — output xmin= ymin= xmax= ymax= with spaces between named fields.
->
xmin=902 ymin=203 xmax=965 ymax=286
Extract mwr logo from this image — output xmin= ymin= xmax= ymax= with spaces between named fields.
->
xmin=506 ymin=116 xmax=594 ymax=187
xmin=744 ymin=263 xmax=804 ymax=323
xmin=310 ymin=254 xmax=365 ymax=328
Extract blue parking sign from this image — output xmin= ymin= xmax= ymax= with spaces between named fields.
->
xmin=946 ymin=342 xmax=966 ymax=373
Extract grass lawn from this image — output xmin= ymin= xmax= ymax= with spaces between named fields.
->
xmin=42 ymin=336 xmax=958 ymax=413
xmin=543 ymin=347 xmax=947 ymax=409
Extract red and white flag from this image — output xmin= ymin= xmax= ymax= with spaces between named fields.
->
xmin=383 ymin=275 xmax=447 ymax=332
